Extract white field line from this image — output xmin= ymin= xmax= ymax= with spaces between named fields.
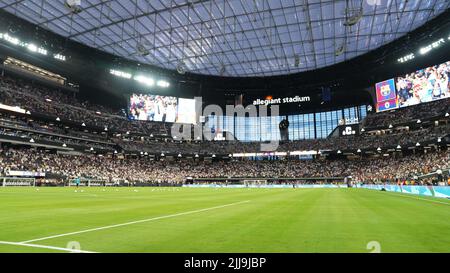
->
xmin=20 ymin=200 xmax=250 ymax=244
xmin=0 ymin=241 xmax=96 ymax=253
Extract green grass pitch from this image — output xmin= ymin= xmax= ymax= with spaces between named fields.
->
xmin=0 ymin=187 xmax=449 ymax=253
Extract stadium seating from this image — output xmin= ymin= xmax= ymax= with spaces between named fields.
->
xmin=0 ymin=73 xmax=449 ymax=186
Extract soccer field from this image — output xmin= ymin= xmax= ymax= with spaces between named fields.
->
xmin=0 ymin=187 xmax=449 ymax=253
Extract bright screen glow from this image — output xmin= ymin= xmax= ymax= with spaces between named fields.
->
xmin=375 ymin=60 xmax=450 ymax=112
xmin=176 ymin=98 xmax=196 ymax=124
xmin=375 ymin=79 xmax=398 ymax=112
xmin=396 ymin=60 xmax=450 ymax=107
xmin=129 ymin=94 xmax=178 ymax=122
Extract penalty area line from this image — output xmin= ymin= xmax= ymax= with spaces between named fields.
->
xmin=0 ymin=241 xmax=97 ymax=253
xmin=20 ymin=200 xmax=251 ymax=244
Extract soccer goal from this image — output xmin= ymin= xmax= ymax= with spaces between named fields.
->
xmin=67 ymin=178 xmax=109 ymax=187
xmin=0 ymin=177 xmax=36 ymax=187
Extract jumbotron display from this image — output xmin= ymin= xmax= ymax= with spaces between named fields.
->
xmin=375 ymin=60 xmax=450 ymax=112
xmin=129 ymin=94 xmax=196 ymax=124
xmin=129 ymin=94 xmax=178 ymax=122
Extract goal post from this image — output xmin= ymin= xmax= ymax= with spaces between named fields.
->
xmin=67 ymin=178 xmax=110 ymax=187
xmin=0 ymin=177 xmax=36 ymax=187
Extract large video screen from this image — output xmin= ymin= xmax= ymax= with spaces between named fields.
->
xmin=129 ymin=94 xmax=178 ymax=122
xmin=176 ymin=98 xmax=196 ymax=124
xmin=375 ymin=60 xmax=450 ymax=112
xmin=396 ymin=61 xmax=450 ymax=107
xmin=375 ymin=79 xmax=398 ymax=112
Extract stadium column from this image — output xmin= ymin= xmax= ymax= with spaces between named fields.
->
xmin=313 ymin=112 xmax=317 ymax=139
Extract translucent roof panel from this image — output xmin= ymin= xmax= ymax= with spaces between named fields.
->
xmin=1 ymin=0 xmax=448 ymax=77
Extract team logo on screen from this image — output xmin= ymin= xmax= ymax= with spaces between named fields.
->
xmin=380 ymin=85 xmax=391 ymax=97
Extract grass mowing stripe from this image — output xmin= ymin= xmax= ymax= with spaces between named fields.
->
xmin=0 ymin=241 xmax=96 ymax=253
xmin=20 ymin=200 xmax=250 ymax=244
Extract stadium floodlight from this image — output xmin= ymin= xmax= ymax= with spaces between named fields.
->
xmin=27 ymin=43 xmax=38 ymax=52
xmin=3 ymin=33 xmax=20 ymax=45
xmin=396 ymin=145 xmax=402 ymax=149
xmin=27 ymin=44 xmax=47 ymax=55
xmin=37 ymin=48 xmax=47 ymax=55
xmin=53 ymin=54 xmax=66 ymax=61
xmin=419 ymin=38 xmax=445 ymax=55
xmin=419 ymin=47 xmax=431 ymax=55
xmin=29 ymin=138 xmax=35 ymax=143
xmin=397 ymin=53 xmax=415 ymax=63
xmin=110 ymin=69 xmax=132 ymax=79
xmin=157 ymin=80 xmax=170 ymax=88
xmin=134 ymin=75 xmax=155 ymax=86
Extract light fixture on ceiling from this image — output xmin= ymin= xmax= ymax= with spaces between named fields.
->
xmin=176 ymin=61 xmax=186 ymax=75
xmin=218 ymin=63 xmax=226 ymax=76
xmin=294 ymin=54 xmax=300 ymax=67
xmin=335 ymin=43 xmax=345 ymax=56
xmin=136 ymin=42 xmax=149 ymax=56
xmin=65 ymin=0 xmax=82 ymax=14
xmin=343 ymin=8 xmax=363 ymax=26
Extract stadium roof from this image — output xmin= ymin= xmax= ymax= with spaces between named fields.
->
xmin=1 ymin=0 xmax=449 ymax=77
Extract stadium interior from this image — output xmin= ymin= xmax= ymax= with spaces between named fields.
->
xmin=0 ymin=0 xmax=449 ymax=255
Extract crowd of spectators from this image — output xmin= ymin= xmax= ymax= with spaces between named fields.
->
xmin=0 ymin=147 xmax=448 ymax=184
xmin=0 ymin=73 xmax=449 ymax=185
xmin=363 ymin=98 xmax=450 ymax=128
xmin=0 ymin=75 xmax=170 ymax=135
xmin=117 ymin=123 xmax=449 ymax=154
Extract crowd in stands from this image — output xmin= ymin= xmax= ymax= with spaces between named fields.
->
xmin=118 ymin=123 xmax=449 ymax=154
xmin=363 ymin=98 xmax=450 ymax=128
xmin=0 ymin=75 xmax=170 ymax=135
xmin=0 ymin=146 xmax=448 ymax=184
xmin=0 ymin=73 xmax=449 ymax=185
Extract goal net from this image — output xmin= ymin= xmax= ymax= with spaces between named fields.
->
xmin=67 ymin=178 xmax=111 ymax=187
xmin=1 ymin=177 xmax=36 ymax=187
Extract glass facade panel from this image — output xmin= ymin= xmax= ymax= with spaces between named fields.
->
xmin=203 ymin=105 xmax=366 ymax=141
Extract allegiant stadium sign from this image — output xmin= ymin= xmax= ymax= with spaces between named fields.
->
xmin=253 ymin=95 xmax=311 ymax=106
